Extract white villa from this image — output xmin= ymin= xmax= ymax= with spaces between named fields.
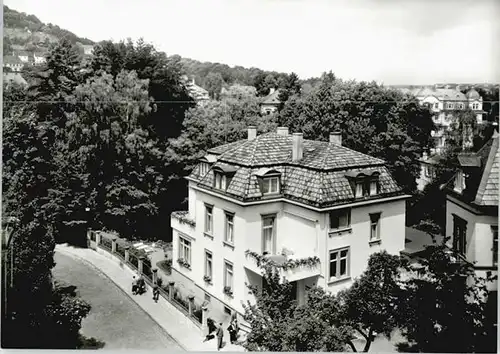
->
xmin=260 ymin=88 xmax=281 ymax=115
xmin=170 ymin=126 xmax=409 ymax=326
xmin=405 ymin=86 xmax=487 ymax=191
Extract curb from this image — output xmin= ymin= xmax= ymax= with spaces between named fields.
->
xmin=55 ymin=245 xmax=188 ymax=351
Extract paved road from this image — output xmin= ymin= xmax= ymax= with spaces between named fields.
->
xmin=53 ymin=251 xmax=183 ymax=350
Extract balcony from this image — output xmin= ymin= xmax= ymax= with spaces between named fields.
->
xmin=244 ymin=250 xmax=321 ymax=282
xmin=171 ymin=211 xmax=196 ymax=237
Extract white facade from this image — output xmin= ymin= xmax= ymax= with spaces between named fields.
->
xmin=445 ymin=195 xmax=498 ymax=291
xmin=33 ymin=54 xmax=46 ymax=65
xmin=17 ymin=54 xmax=29 ymax=63
xmin=171 ymin=181 xmax=407 ymax=317
xmin=410 ymin=87 xmax=485 ymax=155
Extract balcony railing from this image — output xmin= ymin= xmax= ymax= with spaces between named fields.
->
xmin=244 ymin=250 xmax=321 ymax=282
xmin=171 ymin=211 xmax=195 ymax=237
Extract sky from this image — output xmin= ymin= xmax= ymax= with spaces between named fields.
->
xmin=4 ymin=0 xmax=500 ymax=85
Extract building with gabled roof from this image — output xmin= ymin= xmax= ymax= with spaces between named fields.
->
xmin=3 ymin=55 xmax=24 ymax=72
xmin=170 ymin=126 xmax=409 ymax=330
xmin=443 ymin=131 xmax=498 ymax=294
xmin=260 ymin=88 xmax=281 ymax=115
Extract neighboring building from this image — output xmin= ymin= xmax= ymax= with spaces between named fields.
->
xmin=3 ymin=56 xmax=24 ymax=72
xmin=416 ymin=152 xmax=443 ymax=191
xmin=82 ymin=45 xmax=94 ymax=56
xmin=3 ymin=72 xmax=28 ymax=87
xmin=33 ymin=52 xmax=47 ymax=65
xmin=260 ymin=88 xmax=281 ymax=115
xmin=443 ymin=131 xmax=498 ymax=294
xmin=400 ymin=86 xmax=486 ymax=154
xmin=16 ymin=51 xmax=30 ymax=63
xmin=182 ymin=76 xmax=210 ymax=102
xmin=170 ymin=126 xmax=409 ymax=327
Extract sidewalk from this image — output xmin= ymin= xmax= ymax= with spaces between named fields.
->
xmin=56 ymin=244 xmax=244 ymax=352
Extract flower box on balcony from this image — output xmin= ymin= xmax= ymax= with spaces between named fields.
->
xmin=203 ymin=275 xmax=212 ymax=283
xmin=177 ymin=258 xmax=191 ymax=270
xmin=223 ymin=286 xmax=233 ymax=297
xmin=171 ymin=211 xmax=196 ymax=227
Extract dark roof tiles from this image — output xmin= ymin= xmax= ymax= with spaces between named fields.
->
xmin=192 ymin=133 xmax=403 ymax=208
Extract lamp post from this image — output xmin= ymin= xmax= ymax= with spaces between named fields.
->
xmin=2 ymin=216 xmax=20 ymax=318
xmin=85 ymin=207 xmax=91 ymax=248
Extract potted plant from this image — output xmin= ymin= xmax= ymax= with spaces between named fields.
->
xmin=203 ymin=275 xmax=212 ymax=283
xmin=223 ymin=286 xmax=233 ymax=296
xmin=177 ymin=258 xmax=191 ymax=269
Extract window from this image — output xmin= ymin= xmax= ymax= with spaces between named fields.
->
xmin=355 ymin=182 xmax=364 ymax=197
xmin=262 ymin=177 xmax=280 ymax=194
xmin=472 ymin=103 xmax=479 ymax=110
xmin=262 ymin=215 xmax=276 ymax=255
xmin=424 ymin=165 xmax=430 ymax=177
xmin=178 ymin=236 xmax=191 ymax=265
xmin=215 ymin=172 xmax=227 ymax=190
xmin=329 ymin=208 xmax=351 ymax=230
xmin=447 ymin=103 xmax=453 ymax=109
xmin=355 ymin=180 xmax=378 ymax=198
xmin=369 ymin=213 xmax=381 ymax=241
xmin=492 ymin=226 xmax=498 ymax=266
xmin=224 ymin=261 xmax=233 ymax=290
xmin=199 ymin=162 xmax=210 ymax=176
xmin=204 ymin=293 xmax=211 ymax=303
xmin=452 ymin=215 xmax=467 ymax=255
xmin=205 ymin=250 xmax=213 ymax=278
xmin=329 ymin=248 xmax=349 ymax=280
xmin=205 ymin=205 xmax=213 ymax=234
xmin=434 ymin=103 xmax=439 ymax=109
xmin=225 ymin=212 xmax=234 ymax=244
xmin=458 ymin=103 xmax=464 ymax=109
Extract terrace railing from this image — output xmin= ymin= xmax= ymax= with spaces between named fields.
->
xmin=88 ymin=230 xmax=205 ymax=329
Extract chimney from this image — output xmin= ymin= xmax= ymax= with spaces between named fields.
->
xmin=292 ymin=133 xmax=304 ymax=161
xmin=248 ymin=126 xmax=257 ymax=141
xmin=269 ymin=87 xmax=276 ymax=95
xmin=329 ymin=131 xmax=342 ymax=145
xmin=277 ymin=127 xmax=289 ymax=136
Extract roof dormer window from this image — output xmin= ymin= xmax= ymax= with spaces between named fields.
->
xmin=199 ymin=154 xmax=217 ymax=177
xmin=346 ymin=170 xmax=381 ymax=199
xmin=212 ymin=164 xmax=237 ymax=191
xmin=263 ymin=177 xmax=280 ymax=194
xmin=200 ymin=162 xmax=210 ymax=176
xmin=215 ymin=172 xmax=227 ymax=190
xmin=254 ymin=168 xmax=282 ymax=196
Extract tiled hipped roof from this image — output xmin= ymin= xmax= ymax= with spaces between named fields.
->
xmin=189 ymin=133 xmax=404 ymax=208
xmin=474 ymin=133 xmax=499 ymax=206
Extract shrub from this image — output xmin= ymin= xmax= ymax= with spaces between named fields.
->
xmin=156 ymin=276 xmax=163 ymax=287
xmin=157 ymin=259 xmax=172 ymax=275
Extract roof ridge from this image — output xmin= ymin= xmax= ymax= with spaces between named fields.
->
xmin=243 ymin=135 xmax=262 ymax=196
xmin=474 ymin=135 xmax=499 ymax=205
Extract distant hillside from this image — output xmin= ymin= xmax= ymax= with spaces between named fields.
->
xmin=174 ymin=56 xmax=291 ymax=96
xmin=3 ymin=5 xmax=94 ymax=55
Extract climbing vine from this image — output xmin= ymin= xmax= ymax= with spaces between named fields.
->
xmin=245 ymin=250 xmax=320 ymax=271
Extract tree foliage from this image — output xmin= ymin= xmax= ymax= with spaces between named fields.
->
xmin=169 ymin=87 xmax=278 ymax=172
xmin=338 ymin=251 xmax=404 ymax=352
xmin=243 ymin=252 xmax=407 ymax=352
xmin=396 ymin=241 xmax=496 ymax=353
xmin=278 ymin=72 xmax=435 ymax=192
